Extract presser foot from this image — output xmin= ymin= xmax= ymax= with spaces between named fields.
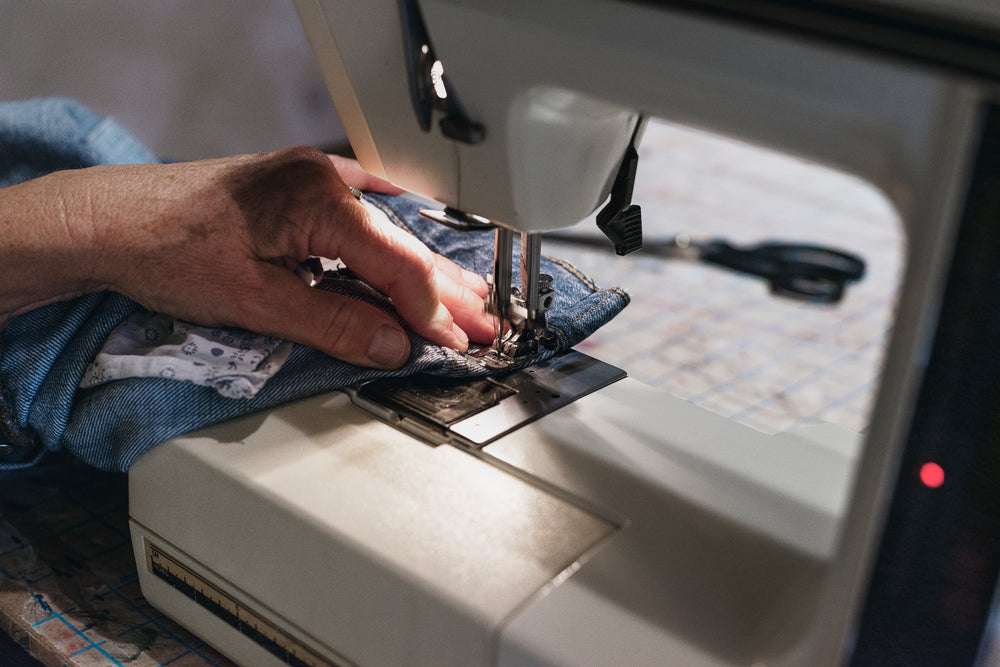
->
xmin=485 ymin=274 xmax=556 ymax=363
xmin=489 ymin=326 xmax=558 ymax=361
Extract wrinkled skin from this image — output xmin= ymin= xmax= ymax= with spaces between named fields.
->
xmin=0 ymin=147 xmax=494 ymax=369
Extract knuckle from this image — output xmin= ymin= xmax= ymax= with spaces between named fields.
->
xmin=318 ymin=299 xmax=363 ymax=356
xmin=272 ymin=145 xmax=330 ymax=168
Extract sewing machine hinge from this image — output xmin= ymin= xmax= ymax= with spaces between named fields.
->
xmin=399 ymin=0 xmax=485 ymax=144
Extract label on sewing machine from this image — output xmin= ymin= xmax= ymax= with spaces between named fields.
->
xmin=144 ymin=539 xmax=338 ymax=667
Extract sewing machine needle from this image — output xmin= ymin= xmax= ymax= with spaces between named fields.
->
xmin=521 ymin=232 xmax=542 ymax=319
xmin=492 ymin=227 xmax=514 ymax=348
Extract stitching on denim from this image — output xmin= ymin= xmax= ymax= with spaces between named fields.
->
xmin=365 ymin=193 xmax=420 ymax=239
xmin=566 ymin=289 xmax=628 ymax=327
xmin=547 ymin=288 xmax=627 ymax=350
xmin=446 ymin=347 xmax=489 ymax=374
xmin=610 ymin=286 xmax=631 ymax=306
xmin=443 ymin=348 xmax=461 ymax=373
xmin=545 ymin=256 xmax=598 ymax=292
xmin=318 ymin=270 xmax=407 ymax=324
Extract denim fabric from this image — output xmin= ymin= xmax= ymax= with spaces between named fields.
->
xmin=364 ymin=192 xmax=630 ymax=355
xmin=0 ymin=97 xmax=157 ymax=187
xmin=0 ymin=98 xmax=629 ymax=472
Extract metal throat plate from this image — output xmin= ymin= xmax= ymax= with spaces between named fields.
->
xmin=349 ymin=351 xmax=626 ymax=448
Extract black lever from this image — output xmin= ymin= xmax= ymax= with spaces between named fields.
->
xmin=596 ymin=120 xmax=644 ymax=255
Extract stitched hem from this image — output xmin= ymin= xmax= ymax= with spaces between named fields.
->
xmin=546 ymin=256 xmax=599 ymax=292
xmin=547 ymin=288 xmax=629 ymax=350
xmin=365 ymin=193 xmax=418 ymax=237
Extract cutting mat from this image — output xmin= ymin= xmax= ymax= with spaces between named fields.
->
xmin=0 ymin=119 xmax=902 ymax=666
xmin=0 ymin=459 xmax=236 ymax=666
xmin=565 ymin=118 xmax=901 ymax=435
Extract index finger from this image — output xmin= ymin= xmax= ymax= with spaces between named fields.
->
xmin=314 ymin=197 xmax=469 ymax=351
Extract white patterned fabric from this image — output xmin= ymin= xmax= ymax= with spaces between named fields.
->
xmin=80 ymin=312 xmax=292 ymax=399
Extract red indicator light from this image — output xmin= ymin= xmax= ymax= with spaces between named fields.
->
xmin=919 ymin=462 xmax=945 ymax=488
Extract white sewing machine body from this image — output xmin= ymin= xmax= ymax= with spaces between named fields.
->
xmin=129 ymin=1 xmax=1000 ymax=665
xmin=129 ymin=368 xmax=859 ymax=666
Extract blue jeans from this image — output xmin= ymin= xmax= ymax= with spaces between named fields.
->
xmin=0 ymin=98 xmax=629 ymax=472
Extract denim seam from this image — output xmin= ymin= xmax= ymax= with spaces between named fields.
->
xmin=445 ymin=348 xmax=485 ymax=374
xmin=546 ymin=256 xmax=598 ymax=292
xmin=548 ymin=288 xmax=627 ymax=349
xmin=366 ymin=194 xmax=416 ymax=236
xmin=609 ymin=286 xmax=631 ymax=306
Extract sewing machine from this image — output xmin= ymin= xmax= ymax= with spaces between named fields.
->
xmin=127 ymin=1 xmax=1000 ymax=665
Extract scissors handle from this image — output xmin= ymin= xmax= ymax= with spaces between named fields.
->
xmin=697 ymin=240 xmax=866 ymax=303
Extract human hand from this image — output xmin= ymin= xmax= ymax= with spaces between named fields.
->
xmin=0 ymin=147 xmax=495 ymax=369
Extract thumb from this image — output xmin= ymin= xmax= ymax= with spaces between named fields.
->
xmin=248 ymin=269 xmax=412 ymax=369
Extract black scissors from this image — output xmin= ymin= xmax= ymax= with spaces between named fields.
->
xmin=546 ymin=233 xmax=866 ymax=303
xmin=666 ymin=236 xmax=865 ymax=303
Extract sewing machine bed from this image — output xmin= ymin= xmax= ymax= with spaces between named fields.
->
xmin=0 ymin=119 xmax=900 ymax=665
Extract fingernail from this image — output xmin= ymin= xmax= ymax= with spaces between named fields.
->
xmin=451 ymin=323 xmax=469 ymax=352
xmin=367 ymin=325 xmax=409 ymax=368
